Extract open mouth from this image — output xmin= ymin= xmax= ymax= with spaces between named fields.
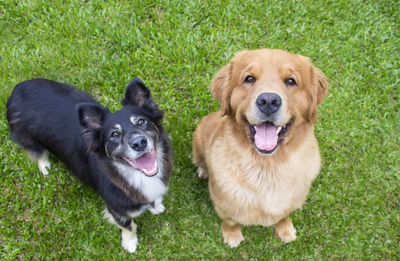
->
xmin=248 ymin=118 xmax=294 ymax=154
xmin=122 ymin=148 xmax=159 ymax=177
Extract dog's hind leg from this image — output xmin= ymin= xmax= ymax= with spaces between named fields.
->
xmin=192 ymin=137 xmax=209 ymax=179
xmin=27 ymin=150 xmax=51 ymax=176
xmin=103 ymin=208 xmax=138 ymax=253
xmin=11 ymin=131 xmax=51 ymax=175
xmin=192 ymin=121 xmax=210 ymax=179
xmin=196 ymin=166 xmax=209 ymax=179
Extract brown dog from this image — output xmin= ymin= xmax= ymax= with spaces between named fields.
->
xmin=193 ymin=49 xmax=328 ymax=247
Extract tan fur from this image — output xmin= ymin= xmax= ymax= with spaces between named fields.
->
xmin=193 ymin=49 xmax=328 ymax=247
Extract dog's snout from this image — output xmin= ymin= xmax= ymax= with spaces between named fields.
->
xmin=130 ymin=136 xmax=147 ymax=151
xmin=256 ymin=93 xmax=282 ymax=115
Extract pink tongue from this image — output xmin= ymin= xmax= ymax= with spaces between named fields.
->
xmin=254 ymin=123 xmax=278 ymax=151
xmin=124 ymin=149 xmax=158 ymax=176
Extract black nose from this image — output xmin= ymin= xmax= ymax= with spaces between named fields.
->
xmin=130 ymin=136 xmax=147 ymax=151
xmin=256 ymin=93 xmax=282 ymax=115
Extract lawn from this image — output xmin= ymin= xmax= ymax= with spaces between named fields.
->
xmin=0 ymin=0 xmax=398 ymax=259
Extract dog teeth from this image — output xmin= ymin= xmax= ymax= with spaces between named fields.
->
xmin=276 ymin=126 xmax=282 ymax=134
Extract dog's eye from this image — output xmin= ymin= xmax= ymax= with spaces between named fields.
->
xmin=137 ymin=119 xmax=147 ymax=125
xmin=285 ymin=78 xmax=297 ymax=87
xmin=111 ymin=131 xmax=121 ymax=138
xmin=244 ymin=75 xmax=255 ymax=84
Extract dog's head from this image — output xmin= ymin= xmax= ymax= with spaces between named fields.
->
xmin=77 ymin=78 xmax=164 ymax=176
xmin=211 ymin=49 xmax=328 ymax=154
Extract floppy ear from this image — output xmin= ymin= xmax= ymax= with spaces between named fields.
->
xmin=314 ymin=67 xmax=329 ymax=105
xmin=77 ymin=103 xmax=107 ymax=129
xmin=210 ymin=51 xmax=248 ymax=115
xmin=122 ymin=78 xmax=159 ymax=111
xmin=308 ymin=65 xmax=329 ymax=124
xmin=210 ymin=64 xmax=232 ymax=115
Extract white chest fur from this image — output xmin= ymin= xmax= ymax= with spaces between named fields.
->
xmin=112 ymin=161 xmax=167 ymax=203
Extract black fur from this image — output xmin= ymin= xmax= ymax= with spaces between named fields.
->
xmin=6 ymin=78 xmax=172 ymax=237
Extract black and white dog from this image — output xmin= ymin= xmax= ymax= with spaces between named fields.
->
xmin=6 ymin=78 xmax=172 ymax=252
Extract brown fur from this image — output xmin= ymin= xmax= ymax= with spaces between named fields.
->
xmin=193 ymin=49 xmax=328 ymax=247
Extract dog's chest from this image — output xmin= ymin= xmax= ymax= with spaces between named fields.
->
xmin=238 ymin=166 xmax=298 ymax=210
xmin=211 ymin=150 xmax=316 ymax=218
xmin=244 ymin=164 xmax=302 ymax=210
xmin=113 ymin=162 xmax=168 ymax=203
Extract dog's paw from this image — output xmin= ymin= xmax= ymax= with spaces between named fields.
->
xmin=149 ymin=202 xmax=165 ymax=215
xmin=275 ymin=218 xmax=297 ymax=243
xmin=28 ymin=150 xmax=51 ymax=176
xmin=277 ymin=227 xmax=297 ymax=243
xmin=122 ymin=236 xmax=138 ymax=253
xmin=122 ymin=231 xmax=138 ymax=253
xmin=38 ymin=159 xmax=51 ymax=176
xmin=223 ymin=229 xmax=244 ymax=248
xmin=222 ymin=222 xmax=244 ymax=248
xmin=197 ymin=167 xmax=209 ymax=179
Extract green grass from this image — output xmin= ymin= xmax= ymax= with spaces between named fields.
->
xmin=0 ymin=0 xmax=398 ymax=259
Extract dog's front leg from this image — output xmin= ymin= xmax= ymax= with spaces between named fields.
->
xmin=221 ymin=219 xmax=244 ymax=248
xmin=103 ymin=208 xmax=138 ymax=253
xmin=120 ymin=221 xmax=138 ymax=253
xmin=274 ymin=216 xmax=297 ymax=243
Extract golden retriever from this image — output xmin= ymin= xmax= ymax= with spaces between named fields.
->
xmin=192 ymin=49 xmax=328 ymax=247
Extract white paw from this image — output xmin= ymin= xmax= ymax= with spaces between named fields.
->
xmin=122 ymin=230 xmax=138 ymax=253
xmin=38 ymin=160 xmax=51 ymax=176
xmin=37 ymin=151 xmax=51 ymax=176
xmin=150 ymin=202 xmax=165 ymax=215
xmin=122 ymin=236 xmax=138 ymax=253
